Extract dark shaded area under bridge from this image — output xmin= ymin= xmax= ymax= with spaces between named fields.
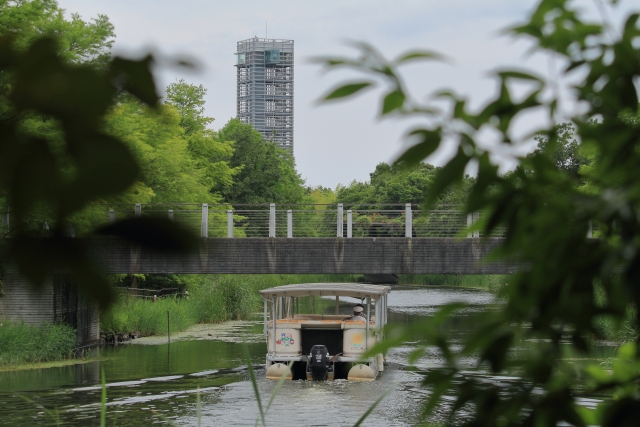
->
xmin=86 ymin=237 xmax=517 ymax=275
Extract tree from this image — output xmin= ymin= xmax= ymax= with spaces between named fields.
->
xmin=216 ymin=119 xmax=305 ymax=204
xmin=165 ymin=79 xmax=238 ymax=194
xmin=165 ymin=79 xmax=212 ymax=136
xmin=320 ymin=1 xmax=640 ymax=425
xmin=0 ymin=1 xmax=196 ymax=308
xmin=336 ymin=162 xmax=472 ymax=207
xmin=529 ymin=122 xmax=591 ymax=180
xmin=0 ymin=1 xmax=115 ymax=67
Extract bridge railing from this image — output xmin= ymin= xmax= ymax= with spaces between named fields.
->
xmin=102 ymin=203 xmax=509 ymax=238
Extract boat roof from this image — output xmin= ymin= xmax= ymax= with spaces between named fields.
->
xmin=259 ymin=283 xmax=392 ymax=299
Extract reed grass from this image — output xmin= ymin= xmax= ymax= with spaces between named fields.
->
xmin=0 ymin=321 xmax=77 ymax=365
xmin=101 ymin=274 xmax=365 ymax=336
xmin=592 ymin=283 xmax=638 ymax=342
xmin=398 ymin=274 xmax=512 ymax=294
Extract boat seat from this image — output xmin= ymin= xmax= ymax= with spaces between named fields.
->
xmin=321 ymin=315 xmax=349 ymax=320
xmin=294 ymin=314 xmax=322 ymax=320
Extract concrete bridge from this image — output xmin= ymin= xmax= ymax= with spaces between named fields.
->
xmin=1 ymin=204 xmax=518 ymax=347
xmin=88 ymin=237 xmax=516 ymax=275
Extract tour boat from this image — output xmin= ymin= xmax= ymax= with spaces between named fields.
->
xmin=259 ymin=283 xmax=391 ymax=381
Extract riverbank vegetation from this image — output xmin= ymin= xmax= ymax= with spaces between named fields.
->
xmin=398 ymin=274 xmax=511 ymax=294
xmin=100 ymin=274 xmax=363 ymax=336
xmin=0 ymin=321 xmax=76 ymax=366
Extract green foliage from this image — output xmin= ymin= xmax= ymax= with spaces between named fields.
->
xmin=529 ymin=122 xmax=592 ymax=182
xmin=0 ymin=258 xmax=5 ymax=296
xmin=321 ymin=1 xmax=640 ymax=425
xmin=165 ymin=79 xmax=238 ymax=192
xmin=336 ymin=162 xmax=472 ymax=208
xmin=398 ymin=274 xmax=512 ymax=294
xmin=0 ymin=0 xmax=115 ymax=68
xmin=216 ymin=119 xmax=305 ymax=204
xmin=0 ymin=321 xmax=76 ymax=365
xmin=165 ymin=79 xmax=213 ymax=136
xmin=0 ymin=2 xmax=198 ymax=309
xmin=101 ymin=274 xmax=364 ymax=335
xmin=100 ymin=297 xmax=195 ymax=336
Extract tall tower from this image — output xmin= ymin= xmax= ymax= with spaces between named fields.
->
xmin=235 ymin=38 xmax=294 ymax=154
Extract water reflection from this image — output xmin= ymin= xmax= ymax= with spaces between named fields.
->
xmin=0 ymin=286 xmax=618 ymax=426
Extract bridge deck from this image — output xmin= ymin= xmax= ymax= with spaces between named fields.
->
xmin=87 ymin=237 xmax=516 ymax=275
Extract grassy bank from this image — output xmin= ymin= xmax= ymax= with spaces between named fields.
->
xmin=398 ymin=274 xmax=511 ymax=294
xmin=593 ymin=284 xmax=638 ymax=342
xmin=100 ymin=274 xmax=363 ymax=336
xmin=0 ymin=321 xmax=77 ymax=365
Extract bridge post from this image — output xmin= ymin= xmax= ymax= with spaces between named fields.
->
xmin=347 ymin=210 xmax=352 ymax=238
xmin=405 ymin=203 xmax=412 ymax=238
xmin=227 ymin=210 xmax=233 ymax=238
xmin=201 ymin=203 xmax=208 ymax=238
xmin=467 ymin=212 xmax=480 ymax=238
xmin=168 ymin=210 xmax=174 ymax=221
xmin=337 ymin=203 xmax=343 ymax=238
xmin=135 ymin=203 xmax=141 ymax=218
xmin=109 ymin=209 xmax=115 ymax=224
xmin=587 ymin=220 xmax=593 ymax=238
xmin=474 ymin=211 xmax=480 ymax=238
xmin=287 ymin=210 xmax=293 ymax=238
xmin=269 ymin=203 xmax=276 ymax=237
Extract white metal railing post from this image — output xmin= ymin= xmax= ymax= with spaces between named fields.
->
xmin=168 ymin=210 xmax=174 ymax=221
xmin=587 ymin=220 xmax=593 ymax=238
xmin=337 ymin=203 xmax=344 ymax=237
xmin=347 ymin=210 xmax=352 ymax=238
xmin=135 ymin=203 xmax=141 ymax=218
xmin=227 ymin=210 xmax=234 ymax=238
xmin=109 ymin=209 xmax=115 ymax=224
xmin=269 ymin=203 xmax=276 ymax=237
xmin=405 ymin=203 xmax=412 ymax=238
xmin=287 ymin=209 xmax=293 ymax=238
xmin=201 ymin=203 xmax=208 ymax=238
xmin=467 ymin=213 xmax=473 ymax=238
xmin=474 ymin=211 xmax=480 ymax=238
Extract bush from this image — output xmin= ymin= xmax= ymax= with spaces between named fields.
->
xmin=0 ymin=321 xmax=77 ymax=365
xmin=101 ymin=274 xmax=366 ymax=335
xmin=100 ymin=297 xmax=195 ymax=336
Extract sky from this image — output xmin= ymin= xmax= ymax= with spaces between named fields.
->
xmin=58 ymin=0 xmax=636 ymax=189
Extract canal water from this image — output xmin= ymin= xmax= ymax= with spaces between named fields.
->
xmin=0 ymin=286 xmax=617 ymax=426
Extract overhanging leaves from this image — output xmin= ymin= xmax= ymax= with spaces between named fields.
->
xmin=394 ymin=128 xmax=442 ymax=167
xmin=321 ymin=82 xmax=374 ymax=101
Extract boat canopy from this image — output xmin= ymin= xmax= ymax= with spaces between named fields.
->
xmin=259 ymin=283 xmax=392 ymax=299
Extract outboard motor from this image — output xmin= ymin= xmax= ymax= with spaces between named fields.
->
xmin=308 ymin=345 xmax=331 ymax=381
